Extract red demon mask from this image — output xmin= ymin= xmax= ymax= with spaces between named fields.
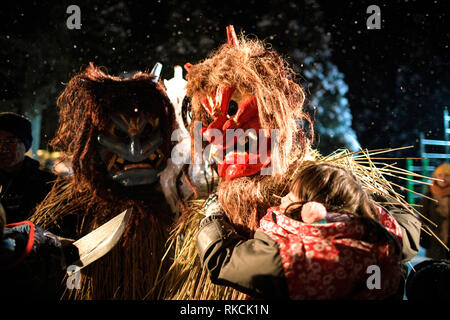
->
xmin=200 ymin=85 xmax=272 ymax=180
xmin=185 ymin=26 xmax=275 ymax=180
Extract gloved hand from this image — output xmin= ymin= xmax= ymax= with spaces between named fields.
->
xmin=0 ymin=221 xmax=66 ymax=299
xmin=204 ymin=193 xmax=224 ymax=218
xmin=1 ymin=221 xmax=63 ymax=268
xmin=34 ymin=225 xmax=63 ymax=249
xmin=197 ymin=193 xmax=241 ymax=264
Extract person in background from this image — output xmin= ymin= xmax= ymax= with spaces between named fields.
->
xmin=421 ymin=162 xmax=450 ymax=259
xmin=0 ymin=112 xmax=56 ymax=223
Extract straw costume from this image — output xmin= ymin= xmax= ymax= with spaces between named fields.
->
xmin=156 ymin=26 xmax=423 ymax=300
xmin=30 ymin=63 xmax=176 ymax=299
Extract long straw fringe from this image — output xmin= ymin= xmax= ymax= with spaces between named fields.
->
xmin=150 ymin=200 xmax=244 ymax=300
xmin=60 ymin=213 xmax=168 ymax=300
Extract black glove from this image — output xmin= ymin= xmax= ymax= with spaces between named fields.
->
xmin=1 ymin=221 xmax=62 ymax=268
xmin=0 ymin=221 xmax=66 ymax=299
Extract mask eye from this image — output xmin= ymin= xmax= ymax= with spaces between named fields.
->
xmin=141 ymin=123 xmax=153 ymax=137
xmin=182 ymin=96 xmax=193 ymax=127
xmin=227 ymin=100 xmax=238 ymax=117
xmin=113 ymin=126 xmax=128 ymax=139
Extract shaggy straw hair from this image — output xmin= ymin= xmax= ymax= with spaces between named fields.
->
xmin=184 ymin=35 xmax=313 ymax=237
xmin=31 ymin=63 xmax=175 ymax=299
xmin=149 ymin=199 xmax=244 ymax=300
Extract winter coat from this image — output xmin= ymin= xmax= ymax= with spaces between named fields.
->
xmin=0 ymin=156 xmax=56 ymax=223
xmin=197 ymin=206 xmax=403 ymax=300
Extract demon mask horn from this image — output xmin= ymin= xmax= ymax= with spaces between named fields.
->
xmin=226 ymin=25 xmax=240 ymax=48
xmin=151 ymin=62 xmax=163 ymax=83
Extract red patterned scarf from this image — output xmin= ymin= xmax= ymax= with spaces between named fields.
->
xmin=258 ymin=206 xmax=402 ymax=299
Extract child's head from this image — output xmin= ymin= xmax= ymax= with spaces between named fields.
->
xmin=280 ymin=162 xmax=378 ymax=222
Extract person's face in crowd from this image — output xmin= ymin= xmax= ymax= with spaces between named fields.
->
xmin=0 ymin=130 xmax=26 ymax=173
xmin=436 ymin=172 xmax=450 ymax=188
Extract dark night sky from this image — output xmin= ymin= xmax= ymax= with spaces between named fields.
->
xmin=319 ymin=1 xmax=448 ymax=154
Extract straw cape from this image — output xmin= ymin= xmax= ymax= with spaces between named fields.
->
xmin=152 ymin=146 xmax=447 ymax=300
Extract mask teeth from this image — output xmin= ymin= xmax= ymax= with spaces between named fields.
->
xmin=107 ymin=153 xmax=118 ymax=171
xmin=124 ymin=163 xmax=153 ymax=171
xmin=207 ymin=95 xmax=215 ymax=114
xmin=208 ymin=144 xmax=223 ymax=164
xmin=107 ymin=154 xmax=124 ymax=172
xmin=154 ymin=148 xmax=165 ymax=169
xmin=237 ymin=131 xmax=258 ymax=146
xmin=215 ymin=87 xmax=223 ymax=110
